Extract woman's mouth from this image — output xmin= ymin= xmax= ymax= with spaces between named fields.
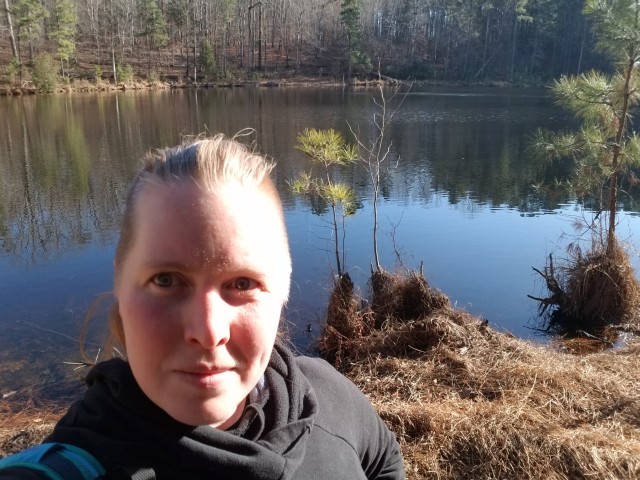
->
xmin=175 ymin=367 xmax=235 ymax=389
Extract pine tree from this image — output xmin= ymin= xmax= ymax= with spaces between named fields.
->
xmin=530 ymin=0 xmax=640 ymax=332
xmin=199 ymin=38 xmax=217 ymax=80
xmin=51 ymin=0 xmax=77 ymax=80
xmin=13 ymin=0 xmax=48 ymax=63
xmin=138 ymin=0 xmax=168 ymax=77
xmin=291 ymin=129 xmax=359 ymax=277
xmin=341 ymin=0 xmax=370 ymax=78
xmin=534 ymin=0 xmax=640 ymax=251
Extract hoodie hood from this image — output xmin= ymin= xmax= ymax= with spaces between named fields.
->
xmin=47 ymin=343 xmax=319 ymax=480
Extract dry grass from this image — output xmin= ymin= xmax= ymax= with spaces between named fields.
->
xmin=322 ymin=270 xmax=640 ymax=479
xmin=0 ymin=398 xmax=64 ymax=457
xmin=533 ymin=240 xmax=640 ymax=333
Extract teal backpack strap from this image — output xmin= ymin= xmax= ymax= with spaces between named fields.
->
xmin=0 ymin=442 xmax=105 ymax=480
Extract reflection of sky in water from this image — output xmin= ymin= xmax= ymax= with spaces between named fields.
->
xmin=3 ymin=195 xmax=639 ymax=399
xmin=0 ymin=244 xmax=114 ymax=318
xmin=1 ymin=87 xmax=639 ymax=400
xmin=7 ymin=193 xmax=638 ymax=353
xmin=286 ymin=196 xmax=640 ymax=345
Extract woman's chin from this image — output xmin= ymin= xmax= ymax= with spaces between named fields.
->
xmin=164 ymin=398 xmax=246 ymax=429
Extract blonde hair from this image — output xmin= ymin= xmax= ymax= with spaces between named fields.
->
xmin=104 ymin=134 xmax=289 ymax=353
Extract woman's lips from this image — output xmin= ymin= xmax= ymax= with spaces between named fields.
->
xmin=175 ymin=367 xmax=235 ymax=389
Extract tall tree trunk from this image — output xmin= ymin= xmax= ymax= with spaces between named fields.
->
xmin=112 ymin=48 xmax=117 ymax=83
xmin=482 ymin=10 xmax=491 ymax=67
xmin=576 ymin=21 xmax=586 ymax=74
xmin=258 ymin=2 xmax=262 ymax=70
xmin=4 ymin=0 xmax=19 ymax=60
xmin=510 ymin=16 xmax=519 ymax=81
xmin=186 ymin=15 xmax=191 ymax=78
xmin=606 ymin=53 xmax=636 ymax=253
xmin=27 ymin=25 xmax=34 ymax=63
xmin=193 ymin=8 xmax=197 ymax=82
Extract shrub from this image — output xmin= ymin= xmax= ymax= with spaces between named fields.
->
xmin=116 ymin=64 xmax=134 ymax=84
xmin=93 ymin=65 xmax=102 ymax=83
xmin=199 ymin=38 xmax=217 ymax=80
xmin=148 ymin=70 xmax=159 ymax=83
xmin=6 ymin=57 xmax=21 ymax=85
xmin=31 ymin=53 xmax=59 ymax=93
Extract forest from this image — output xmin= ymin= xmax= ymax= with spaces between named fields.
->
xmin=1 ymin=0 xmax=611 ymax=86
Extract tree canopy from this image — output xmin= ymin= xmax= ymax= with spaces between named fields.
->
xmin=1 ymin=0 xmax=612 ymax=82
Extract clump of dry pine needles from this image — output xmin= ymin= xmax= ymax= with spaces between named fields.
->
xmin=321 ymin=270 xmax=640 ymax=479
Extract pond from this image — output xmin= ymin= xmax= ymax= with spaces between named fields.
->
xmin=1 ymin=86 xmax=639 ymax=404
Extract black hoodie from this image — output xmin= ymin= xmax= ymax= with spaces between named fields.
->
xmin=44 ymin=344 xmax=404 ymax=480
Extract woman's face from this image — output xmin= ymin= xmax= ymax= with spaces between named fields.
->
xmin=114 ymin=180 xmax=290 ymax=428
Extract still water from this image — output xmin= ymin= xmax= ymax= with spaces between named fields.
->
xmin=1 ymin=87 xmax=639 ymax=403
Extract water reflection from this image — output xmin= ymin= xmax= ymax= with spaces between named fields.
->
xmin=1 ymin=88 xmax=639 ymax=402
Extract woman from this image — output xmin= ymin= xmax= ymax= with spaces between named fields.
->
xmin=1 ymin=135 xmax=404 ymax=479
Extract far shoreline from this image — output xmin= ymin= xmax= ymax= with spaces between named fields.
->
xmin=0 ymin=75 xmax=545 ymax=97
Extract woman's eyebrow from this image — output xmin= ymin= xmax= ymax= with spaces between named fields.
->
xmin=142 ymin=260 xmax=197 ymax=272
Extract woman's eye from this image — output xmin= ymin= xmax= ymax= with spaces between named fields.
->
xmin=232 ymin=277 xmax=258 ymax=291
xmin=152 ymin=273 xmax=175 ymax=288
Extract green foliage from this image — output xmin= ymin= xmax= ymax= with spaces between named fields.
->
xmin=323 ymin=183 xmax=359 ymax=217
xmin=13 ymin=0 xmax=48 ymax=44
xmin=93 ymin=65 xmax=103 ymax=82
xmin=530 ymin=0 xmax=640 ymax=331
xmin=51 ymin=0 xmax=78 ymax=67
xmin=138 ymin=0 xmax=168 ymax=47
xmin=533 ymin=0 xmax=640 ymax=233
xmin=199 ymin=38 xmax=217 ymax=79
xmin=351 ymin=51 xmax=372 ymax=77
xmin=341 ymin=0 xmax=361 ymax=43
xmin=31 ymin=52 xmax=58 ymax=92
xmin=297 ymin=128 xmax=358 ymax=171
xmin=6 ymin=57 xmax=21 ymax=85
xmin=292 ymin=128 xmax=361 ymax=276
xmin=290 ymin=172 xmax=359 ymax=217
xmin=290 ymin=171 xmax=318 ymax=195
xmin=341 ymin=0 xmax=368 ymax=76
xmin=584 ymin=0 xmax=640 ymax=65
xmin=116 ymin=64 xmax=134 ymax=84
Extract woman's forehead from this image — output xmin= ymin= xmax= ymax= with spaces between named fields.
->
xmin=133 ymin=180 xmax=289 ymax=263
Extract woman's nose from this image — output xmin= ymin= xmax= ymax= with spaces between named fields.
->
xmin=183 ymin=290 xmax=231 ymax=349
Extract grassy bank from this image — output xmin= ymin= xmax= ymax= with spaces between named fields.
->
xmin=345 ymin=311 xmax=639 ymax=478
xmin=2 ymin=289 xmax=639 ymax=478
xmin=320 ymin=271 xmax=640 ymax=479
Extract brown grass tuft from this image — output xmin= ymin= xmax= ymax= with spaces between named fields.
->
xmin=371 ymin=270 xmax=450 ymax=327
xmin=320 ymin=270 xmax=452 ymax=367
xmin=562 ymin=240 xmax=640 ymax=325
xmin=533 ymin=240 xmax=640 ymax=333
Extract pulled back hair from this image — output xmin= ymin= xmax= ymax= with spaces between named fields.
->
xmin=100 ymin=133 xmax=289 ymax=355
xmin=115 ymin=134 xmax=281 ymax=272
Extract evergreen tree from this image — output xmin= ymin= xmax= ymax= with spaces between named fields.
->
xmin=31 ymin=51 xmax=58 ymax=92
xmin=13 ymin=0 xmax=48 ymax=63
xmin=138 ymin=0 xmax=168 ymax=77
xmin=530 ymin=0 xmax=640 ymax=332
xmin=291 ymin=128 xmax=359 ymax=277
xmin=534 ymin=0 xmax=640 ymax=250
xmin=199 ymin=38 xmax=217 ymax=80
xmin=51 ymin=0 xmax=77 ymax=80
xmin=341 ymin=0 xmax=369 ymax=78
